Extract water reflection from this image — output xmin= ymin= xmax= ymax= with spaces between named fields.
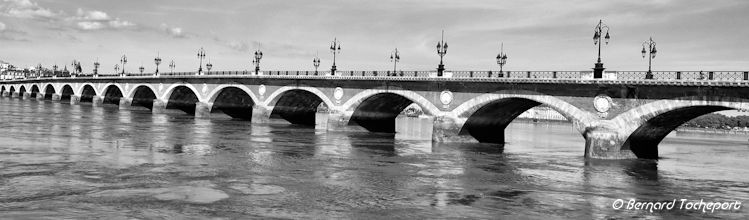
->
xmin=0 ymin=99 xmax=747 ymax=219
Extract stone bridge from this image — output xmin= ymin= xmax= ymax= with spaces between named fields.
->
xmin=2 ymin=74 xmax=748 ymax=160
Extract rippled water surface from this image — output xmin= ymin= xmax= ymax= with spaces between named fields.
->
xmin=0 ymin=98 xmax=748 ymax=219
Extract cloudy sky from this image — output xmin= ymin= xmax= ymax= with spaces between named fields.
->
xmin=0 ymin=0 xmax=748 ymax=73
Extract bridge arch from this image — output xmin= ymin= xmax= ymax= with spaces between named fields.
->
xmin=263 ymin=86 xmax=335 ymax=109
xmin=43 ymin=84 xmax=56 ymax=100
xmin=164 ymin=85 xmax=200 ymax=114
xmin=79 ymin=84 xmax=97 ymax=103
xmin=9 ymin=86 xmax=15 ymax=96
xmin=611 ymin=96 xmax=749 ymax=159
xmin=60 ymin=84 xmax=74 ymax=101
xmin=341 ymin=88 xmax=440 ymax=133
xmin=206 ymin=85 xmax=258 ymax=120
xmin=160 ymin=83 xmax=201 ymax=102
xmin=102 ymin=84 xmax=125 ymax=105
xmin=30 ymin=85 xmax=40 ymax=98
xmin=128 ymin=85 xmax=157 ymax=109
xmin=450 ymin=91 xmax=595 ymax=144
xmin=18 ymin=85 xmax=26 ymax=98
xmin=1 ymin=85 xmax=5 ymax=95
xmin=76 ymin=83 xmax=98 ymax=97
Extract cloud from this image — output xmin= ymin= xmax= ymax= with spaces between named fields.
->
xmin=0 ymin=21 xmax=29 ymax=41
xmin=161 ymin=23 xmax=187 ymax=38
xmin=71 ymin=8 xmax=135 ymax=30
xmin=0 ymin=0 xmax=59 ymax=20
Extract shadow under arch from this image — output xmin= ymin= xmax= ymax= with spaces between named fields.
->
xmin=623 ymin=105 xmax=733 ymax=159
xmin=210 ymin=86 xmax=255 ymax=120
xmin=18 ymin=85 xmax=26 ymax=98
xmin=1 ymin=85 xmax=5 ymax=95
xmin=348 ymin=92 xmax=421 ymax=133
xmin=60 ymin=85 xmax=74 ymax=101
xmin=269 ymin=89 xmax=324 ymax=125
xmin=80 ymin=84 xmax=97 ymax=103
xmin=102 ymin=84 xmax=124 ymax=105
xmin=166 ymin=85 xmax=199 ymax=114
xmin=612 ymin=96 xmax=749 ymax=159
xmin=130 ymin=85 xmax=157 ymax=109
xmin=30 ymin=85 xmax=39 ymax=98
xmin=43 ymin=84 xmax=56 ymax=100
xmin=452 ymin=92 xmax=592 ymax=144
xmin=8 ymin=86 xmax=15 ymax=97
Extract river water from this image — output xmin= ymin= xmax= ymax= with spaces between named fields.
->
xmin=0 ymin=98 xmax=747 ymax=219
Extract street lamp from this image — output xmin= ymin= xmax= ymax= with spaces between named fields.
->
xmin=252 ymin=49 xmax=263 ymax=75
xmin=120 ymin=55 xmax=127 ymax=75
xmin=330 ymin=38 xmax=341 ymax=76
xmin=139 ymin=65 xmax=145 ymax=74
xmin=154 ymin=53 xmax=162 ymax=76
xmin=592 ymin=19 xmax=610 ymax=79
xmin=169 ymin=60 xmax=175 ymax=74
xmin=93 ymin=59 xmax=100 ymax=76
xmin=390 ymin=48 xmax=400 ymax=76
xmin=436 ymin=30 xmax=448 ymax=77
xmin=197 ymin=47 xmax=206 ymax=75
xmin=114 ymin=64 xmax=119 ymax=75
xmin=642 ymin=37 xmax=657 ymax=79
xmin=206 ymin=59 xmax=213 ymax=73
xmin=496 ymin=43 xmax=508 ymax=77
xmin=313 ymin=54 xmax=321 ymax=75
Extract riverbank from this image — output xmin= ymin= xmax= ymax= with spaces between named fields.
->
xmin=675 ymin=127 xmax=749 ymax=135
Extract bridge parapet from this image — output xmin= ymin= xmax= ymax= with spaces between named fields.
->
xmin=11 ymin=70 xmax=749 ymax=84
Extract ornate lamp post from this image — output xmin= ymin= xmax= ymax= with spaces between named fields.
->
xmin=642 ymin=37 xmax=657 ymax=80
xmin=139 ymin=65 xmax=145 ymax=74
xmin=496 ymin=43 xmax=508 ymax=77
xmin=313 ymin=54 xmax=321 ymax=75
xmin=93 ymin=59 xmax=100 ymax=76
xmin=154 ymin=53 xmax=162 ymax=76
xmin=436 ymin=30 xmax=448 ymax=77
xmin=114 ymin=64 xmax=119 ymax=75
xmin=120 ymin=55 xmax=127 ymax=76
xmin=206 ymin=59 xmax=213 ymax=73
xmin=197 ymin=47 xmax=206 ymax=75
xmin=390 ymin=48 xmax=400 ymax=76
xmin=592 ymin=19 xmax=610 ymax=79
xmin=252 ymin=49 xmax=263 ymax=75
xmin=169 ymin=60 xmax=175 ymax=74
xmin=330 ymin=38 xmax=341 ymax=76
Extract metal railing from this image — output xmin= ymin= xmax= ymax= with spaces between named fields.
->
xmin=5 ymin=70 xmax=749 ymax=82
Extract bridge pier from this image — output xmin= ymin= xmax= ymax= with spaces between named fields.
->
xmin=432 ymin=116 xmax=478 ymax=142
xmin=91 ymin=96 xmax=103 ymax=107
xmin=152 ymin=99 xmax=167 ymax=114
xmin=1 ymin=91 xmax=7 ymax=97
xmin=251 ymin=105 xmax=273 ymax=123
xmin=70 ymin=95 xmax=80 ymax=105
xmin=22 ymin=92 xmax=31 ymax=100
xmin=36 ymin=93 xmax=44 ymax=100
xmin=11 ymin=92 xmax=19 ymax=98
xmin=395 ymin=115 xmax=434 ymax=141
xmin=583 ymin=127 xmax=637 ymax=159
xmin=195 ymin=102 xmax=212 ymax=118
xmin=51 ymin=94 xmax=61 ymax=101
xmin=118 ymin=98 xmax=132 ymax=109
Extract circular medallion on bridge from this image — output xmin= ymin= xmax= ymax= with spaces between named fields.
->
xmin=202 ymin=83 xmax=207 ymax=93
xmin=333 ymin=87 xmax=343 ymax=102
xmin=440 ymin=90 xmax=453 ymax=106
xmin=258 ymin=85 xmax=266 ymax=96
xmin=593 ymin=95 xmax=612 ymax=113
